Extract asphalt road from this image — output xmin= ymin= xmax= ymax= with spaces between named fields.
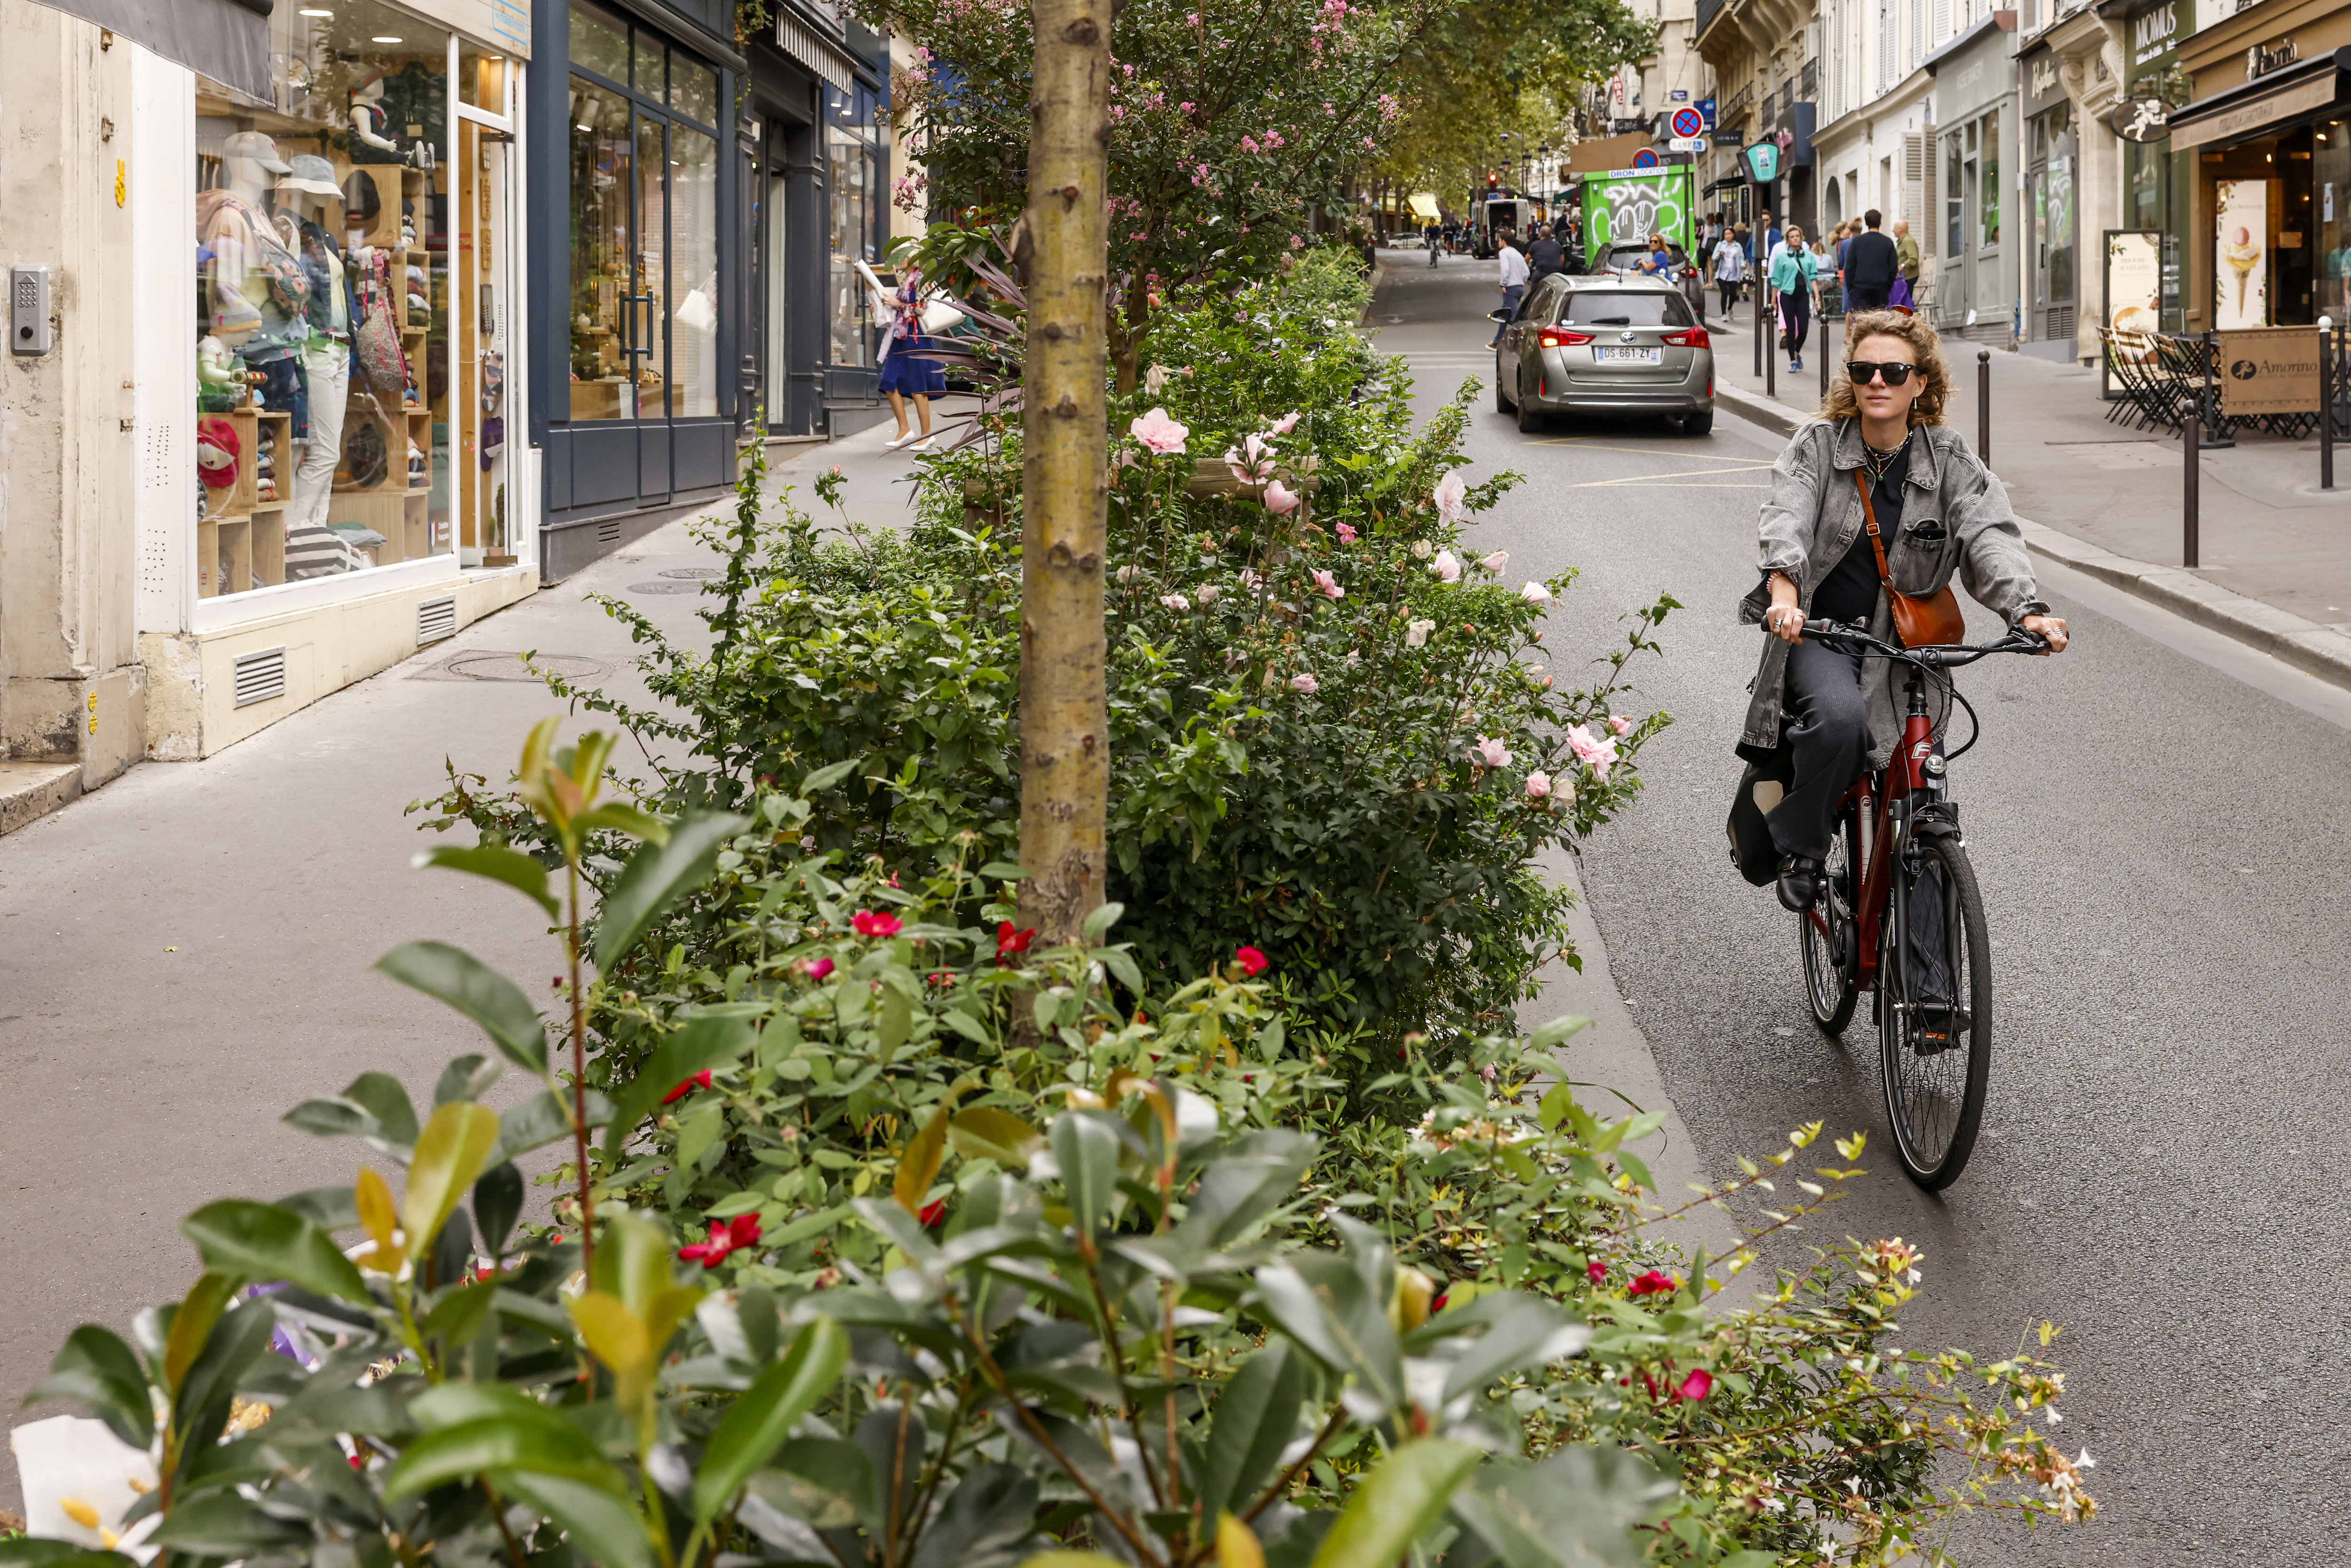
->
xmin=1374 ymin=251 xmax=2351 ymax=1565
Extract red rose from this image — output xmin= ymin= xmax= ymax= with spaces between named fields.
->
xmin=1627 ymin=1269 xmax=1678 ymax=1297
xmin=852 ymin=910 xmax=904 ymax=938
xmin=1678 ymin=1369 xmax=1713 ymax=1402
xmin=1233 ymin=945 xmax=1269 ymax=977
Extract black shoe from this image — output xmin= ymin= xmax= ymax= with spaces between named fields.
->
xmin=1776 ymin=854 xmax=1822 ymax=912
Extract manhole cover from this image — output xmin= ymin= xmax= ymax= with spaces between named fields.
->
xmin=625 ymin=580 xmax=702 ymax=594
xmin=659 ymin=566 xmax=725 ymax=579
xmin=414 ymin=651 xmax=612 ymax=683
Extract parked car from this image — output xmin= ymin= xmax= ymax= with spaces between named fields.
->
xmin=1493 ymin=274 xmax=1715 ymax=435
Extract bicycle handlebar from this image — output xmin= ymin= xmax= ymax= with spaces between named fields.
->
xmin=1799 ymin=619 xmax=2049 ymax=667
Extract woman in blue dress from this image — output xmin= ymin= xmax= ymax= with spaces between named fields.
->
xmin=879 ymin=265 xmax=946 ymax=451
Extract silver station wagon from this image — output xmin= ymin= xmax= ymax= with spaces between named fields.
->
xmin=1493 ymin=274 xmax=1716 ymax=436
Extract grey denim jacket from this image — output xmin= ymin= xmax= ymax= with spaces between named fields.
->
xmin=1737 ymin=418 xmax=2049 ymax=767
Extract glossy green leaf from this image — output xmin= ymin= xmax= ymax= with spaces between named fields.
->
xmin=150 ymin=1493 xmax=307 ymax=1556
xmin=1306 ymin=1439 xmax=1481 ymax=1568
xmin=374 ymin=941 xmax=550 ymax=1072
xmin=27 ymin=1325 xmax=154 ymax=1449
xmin=800 ymin=757 xmax=861 ymax=794
xmin=1529 ymin=1015 xmax=1594 ymax=1052
xmin=401 ymin=1102 xmax=504 ymax=1251
xmin=499 ymin=1472 xmax=656 ymax=1568
xmin=435 ymin=1053 xmax=503 ymax=1107
xmin=1199 ymin=1341 xmax=1303 ymax=1519
xmin=602 ymin=1012 xmax=757 ymax=1157
xmin=181 ymin=1201 xmax=370 ymax=1303
xmin=0 ymin=1546 xmax=137 ymax=1568
xmin=422 ymin=1278 xmax=499 ymax=1347
xmin=573 ymin=801 xmax=670 ymax=841
xmin=1444 ymin=1447 xmax=1676 ymax=1568
xmin=413 ymin=843 xmax=559 ymax=918
xmin=746 ymin=1437 xmax=875 ymax=1530
xmin=273 ymin=1185 xmax=359 ymax=1232
xmin=473 ymin=1160 xmax=525 ymax=1257
xmin=593 ymin=812 xmax=749 ymax=971
xmin=162 ymin=1272 xmax=241 ymax=1392
xmin=1051 ymin=1112 xmax=1120 ymax=1243
xmin=383 ymin=1413 xmax=627 ymax=1500
xmin=1081 ymin=902 xmax=1125 ymax=941
xmin=948 ymin=1107 xmax=1044 ymax=1169
xmin=692 ymin=1317 xmax=850 ymax=1522
xmin=493 ymin=1087 xmax=612 ymax=1166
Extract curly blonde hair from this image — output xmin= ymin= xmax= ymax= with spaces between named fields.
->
xmin=1819 ymin=309 xmax=1950 ymax=426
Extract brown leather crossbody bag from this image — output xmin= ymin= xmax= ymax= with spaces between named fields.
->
xmin=1854 ymin=467 xmax=1965 ymax=647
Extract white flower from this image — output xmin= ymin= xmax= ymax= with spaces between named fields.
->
xmin=1290 ymin=670 xmax=1319 ymax=693
xmin=1195 ymin=583 xmax=1222 ymax=605
xmin=1144 ymin=363 xmax=1171 ymax=393
xmin=1405 ymin=617 xmax=1436 ymax=647
xmin=1116 ymin=564 xmax=1141 ymax=584
xmin=1433 ymin=470 xmax=1469 ymax=523
xmin=1159 ymin=593 xmax=1191 ymax=611
xmin=1411 ymin=539 xmax=1434 ymax=559
xmin=1430 ymin=550 xmax=1462 ymax=583
xmin=2047 ymin=1409 xmax=2064 ymax=1424
xmin=10 ymin=1414 xmax=162 ymax=1561
xmin=1520 ymin=581 xmax=1554 ymax=606
xmin=2076 ymin=1448 xmax=2096 ymax=1470
xmin=1477 ymin=550 xmax=1508 ymax=574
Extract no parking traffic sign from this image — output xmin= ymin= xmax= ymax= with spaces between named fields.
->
xmin=1670 ymin=107 xmax=1705 ymax=140
xmin=1630 ymin=149 xmax=1659 ymax=169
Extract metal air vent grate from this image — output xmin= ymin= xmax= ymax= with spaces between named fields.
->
xmin=233 ymin=646 xmax=287 ymax=708
xmin=417 ymin=594 xmax=458 ymax=645
xmin=597 ymin=518 xmax=623 ymax=544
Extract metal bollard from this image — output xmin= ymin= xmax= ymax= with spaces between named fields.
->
xmin=1753 ymin=276 xmax=1764 ymax=378
xmin=2322 ymin=316 xmax=2335 ymax=491
xmin=1977 ymin=350 xmax=1991 ymax=465
xmin=1821 ymin=305 xmax=1831 ymax=400
xmin=2184 ymin=410 xmax=2201 ymax=568
xmin=1766 ymin=286 xmax=1776 ymax=399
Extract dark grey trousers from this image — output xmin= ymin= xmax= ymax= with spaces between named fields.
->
xmin=1764 ymin=637 xmax=1871 ymax=861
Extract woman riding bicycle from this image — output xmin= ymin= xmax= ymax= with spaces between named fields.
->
xmin=1742 ymin=309 xmax=2069 ymax=914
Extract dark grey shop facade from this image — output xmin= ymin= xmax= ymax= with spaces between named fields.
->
xmin=528 ymin=0 xmax=890 ymax=579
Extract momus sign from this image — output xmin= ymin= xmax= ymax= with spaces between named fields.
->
xmin=1742 ymin=141 xmax=1780 ymax=182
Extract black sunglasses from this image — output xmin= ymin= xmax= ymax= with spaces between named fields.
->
xmin=1846 ymin=360 xmax=1918 ymax=386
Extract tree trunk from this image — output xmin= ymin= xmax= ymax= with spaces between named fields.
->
xmin=1018 ymin=0 xmax=1111 ymax=945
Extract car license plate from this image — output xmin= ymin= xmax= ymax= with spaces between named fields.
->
xmin=1594 ymin=347 xmax=1661 ymax=364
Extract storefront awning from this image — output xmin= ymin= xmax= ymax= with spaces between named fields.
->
xmin=1702 ymin=174 xmax=1747 ymax=194
xmin=26 ymin=0 xmax=268 ymax=101
xmin=1408 ymin=193 xmax=1441 ymax=221
xmin=2169 ymin=46 xmax=2351 ymax=151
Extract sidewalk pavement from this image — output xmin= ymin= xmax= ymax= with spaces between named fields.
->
xmin=1710 ymin=309 xmax=2351 ymax=691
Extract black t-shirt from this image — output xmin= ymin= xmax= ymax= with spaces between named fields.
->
xmin=1811 ymin=441 xmax=1909 ymax=627
xmin=1844 ymin=230 xmax=1899 ymax=292
xmin=1529 ymin=237 xmax=1565 ymax=276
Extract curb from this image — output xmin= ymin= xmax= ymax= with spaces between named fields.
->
xmin=1712 ymin=382 xmax=2351 ymax=694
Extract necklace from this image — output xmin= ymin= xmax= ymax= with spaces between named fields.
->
xmin=1861 ymin=429 xmax=1911 ymax=484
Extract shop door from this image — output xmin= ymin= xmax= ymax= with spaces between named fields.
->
xmin=458 ymin=119 xmax=516 ymax=564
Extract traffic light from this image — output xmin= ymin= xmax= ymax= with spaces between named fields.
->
xmin=1486 ymin=171 xmax=1499 ymax=190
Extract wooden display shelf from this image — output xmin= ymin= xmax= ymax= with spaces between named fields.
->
xmin=197 ymin=515 xmax=253 ymax=599
xmin=252 ymin=504 xmax=288 ymax=586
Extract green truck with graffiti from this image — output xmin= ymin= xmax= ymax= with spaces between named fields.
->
xmin=1570 ymin=164 xmax=1696 ymax=259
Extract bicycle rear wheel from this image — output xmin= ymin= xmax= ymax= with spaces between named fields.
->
xmin=1801 ymin=815 xmax=1859 ymax=1034
xmin=1878 ymin=833 xmax=1992 ymax=1189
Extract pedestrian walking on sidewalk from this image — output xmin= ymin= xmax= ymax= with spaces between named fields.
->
xmin=1741 ymin=308 xmax=2069 ymax=909
xmin=1844 ymin=210 xmax=1900 ymax=314
xmin=1713 ymin=224 xmax=1747 ymax=318
xmin=1770 ymin=223 xmax=1820 ymax=371
xmin=1891 ymin=218 xmax=1921 ymax=309
xmin=1491 ymin=228 xmax=1528 ymax=347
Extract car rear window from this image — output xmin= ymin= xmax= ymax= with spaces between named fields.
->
xmin=1559 ymin=291 xmax=1695 ymax=327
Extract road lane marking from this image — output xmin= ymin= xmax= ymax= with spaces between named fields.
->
xmin=1561 ymin=481 xmax=1773 ymax=489
xmin=1564 ymin=463 xmax=1777 ymax=485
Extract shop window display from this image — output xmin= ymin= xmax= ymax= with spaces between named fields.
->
xmin=194 ymin=1 xmax=451 ymax=599
xmin=566 ymin=2 xmax=723 ymax=424
xmin=827 ymin=95 xmax=878 ymax=370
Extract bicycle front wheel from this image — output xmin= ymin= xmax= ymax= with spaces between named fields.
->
xmin=1878 ymin=833 xmax=1992 ymax=1190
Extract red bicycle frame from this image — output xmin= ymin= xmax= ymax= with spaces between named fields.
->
xmin=1807 ymin=702 xmax=1936 ymax=992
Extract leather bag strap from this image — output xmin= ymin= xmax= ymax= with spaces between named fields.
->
xmin=1854 ymin=467 xmax=1896 ymax=592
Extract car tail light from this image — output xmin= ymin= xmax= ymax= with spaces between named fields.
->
xmin=1538 ymin=327 xmax=1594 ymax=348
xmin=1663 ymin=327 xmax=1712 ymax=348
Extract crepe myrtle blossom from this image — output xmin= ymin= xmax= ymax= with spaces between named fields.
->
xmin=1335 ymin=521 xmax=1357 ymax=542
xmin=851 ymin=909 xmax=903 ymax=938
xmin=1520 ymin=581 xmax=1554 ymax=606
xmin=1160 ymin=592 xmax=1191 ymax=611
xmin=1289 ymin=670 xmax=1319 ymax=693
xmin=1524 ymin=770 xmax=1553 ymax=799
xmin=1469 ymin=735 xmax=1512 ymax=768
xmin=1567 ymin=723 xmax=1619 ymax=782
xmin=1405 ymin=617 xmax=1437 ymax=647
xmin=1477 ymin=550 xmax=1508 ymax=574
xmin=1609 ymin=714 xmax=1633 ymax=736
xmin=1129 ymin=406 xmax=1190 ymax=454
xmin=1433 ymin=470 xmax=1469 ymax=523
xmin=1311 ymin=568 xmax=1344 ymax=599
xmin=1263 ymin=479 xmax=1302 ymax=515
xmin=1429 ymin=549 xmax=1463 ymax=583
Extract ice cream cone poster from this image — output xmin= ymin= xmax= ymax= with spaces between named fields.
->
xmin=2215 ymin=180 xmax=2268 ymax=329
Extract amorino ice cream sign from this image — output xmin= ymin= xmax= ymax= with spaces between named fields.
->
xmin=2217 ymin=326 xmax=2322 ymax=416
